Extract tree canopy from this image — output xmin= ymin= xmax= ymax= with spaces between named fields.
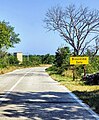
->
xmin=0 ymin=21 xmax=20 ymax=51
xmin=54 ymin=47 xmax=70 ymax=67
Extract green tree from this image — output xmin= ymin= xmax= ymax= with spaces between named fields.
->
xmin=8 ymin=55 xmax=19 ymax=65
xmin=54 ymin=46 xmax=71 ymax=74
xmin=55 ymin=47 xmax=70 ymax=67
xmin=41 ymin=54 xmax=55 ymax=64
xmin=0 ymin=21 xmax=20 ymax=50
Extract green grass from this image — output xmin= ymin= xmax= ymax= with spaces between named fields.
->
xmin=47 ymin=70 xmax=99 ymax=114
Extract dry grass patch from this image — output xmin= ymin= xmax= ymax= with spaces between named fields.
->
xmin=0 ymin=66 xmax=22 ymax=75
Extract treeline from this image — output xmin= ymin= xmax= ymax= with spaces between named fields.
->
xmin=22 ymin=54 xmax=55 ymax=66
xmin=1 ymin=45 xmax=99 ymax=85
xmin=0 ymin=52 xmax=19 ymax=68
xmin=0 ymin=53 xmax=55 ymax=68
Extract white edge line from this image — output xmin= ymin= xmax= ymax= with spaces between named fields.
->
xmin=61 ymin=85 xmax=99 ymax=120
xmin=1 ymin=69 xmax=99 ymax=119
xmin=49 ymin=75 xmax=99 ymax=120
xmin=0 ymin=69 xmax=31 ymax=104
xmin=48 ymin=71 xmax=99 ymax=119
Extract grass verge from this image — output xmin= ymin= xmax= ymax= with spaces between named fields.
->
xmin=47 ymin=70 xmax=99 ymax=114
xmin=0 ymin=66 xmax=23 ymax=74
xmin=0 ymin=64 xmax=51 ymax=75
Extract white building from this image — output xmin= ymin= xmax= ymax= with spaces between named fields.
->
xmin=14 ymin=52 xmax=23 ymax=63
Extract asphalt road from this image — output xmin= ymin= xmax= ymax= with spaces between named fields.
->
xmin=0 ymin=67 xmax=99 ymax=120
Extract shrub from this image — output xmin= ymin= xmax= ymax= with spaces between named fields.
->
xmin=0 ymin=58 xmax=7 ymax=68
xmin=62 ymin=70 xmax=73 ymax=77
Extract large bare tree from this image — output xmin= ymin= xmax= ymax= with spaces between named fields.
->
xmin=44 ymin=5 xmax=99 ymax=56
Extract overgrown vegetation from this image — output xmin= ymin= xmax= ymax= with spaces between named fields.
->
xmin=48 ymin=46 xmax=99 ymax=79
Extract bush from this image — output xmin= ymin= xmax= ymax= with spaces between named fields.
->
xmin=62 ymin=70 xmax=73 ymax=77
xmin=8 ymin=55 xmax=19 ymax=65
xmin=0 ymin=58 xmax=7 ymax=68
xmin=46 ymin=65 xmax=59 ymax=74
xmin=75 ymin=65 xmax=84 ymax=77
xmin=0 ymin=60 xmax=7 ymax=68
xmin=56 ymin=67 xmax=64 ymax=74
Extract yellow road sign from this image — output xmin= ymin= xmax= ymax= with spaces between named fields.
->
xmin=70 ymin=57 xmax=89 ymax=65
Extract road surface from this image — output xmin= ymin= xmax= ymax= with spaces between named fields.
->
xmin=0 ymin=67 xmax=99 ymax=120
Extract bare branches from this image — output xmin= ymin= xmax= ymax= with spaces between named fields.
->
xmin=44 ymin=5 xmax=99 ymax=56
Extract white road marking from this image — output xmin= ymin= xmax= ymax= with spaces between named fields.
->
xmin=59 ymin=85 xmax=99 ymax=120
xmin=0 ymin=69 xmax=31 ymax=104
xmin=0 ymin=67 xmax=99 ymax=120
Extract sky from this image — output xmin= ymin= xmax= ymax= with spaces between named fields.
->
xmin=0 ymin=0 xmax=99 ymax=55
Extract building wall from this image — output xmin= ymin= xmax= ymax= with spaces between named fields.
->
xmin=14 ymin=52 xmax=23 ymax=63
